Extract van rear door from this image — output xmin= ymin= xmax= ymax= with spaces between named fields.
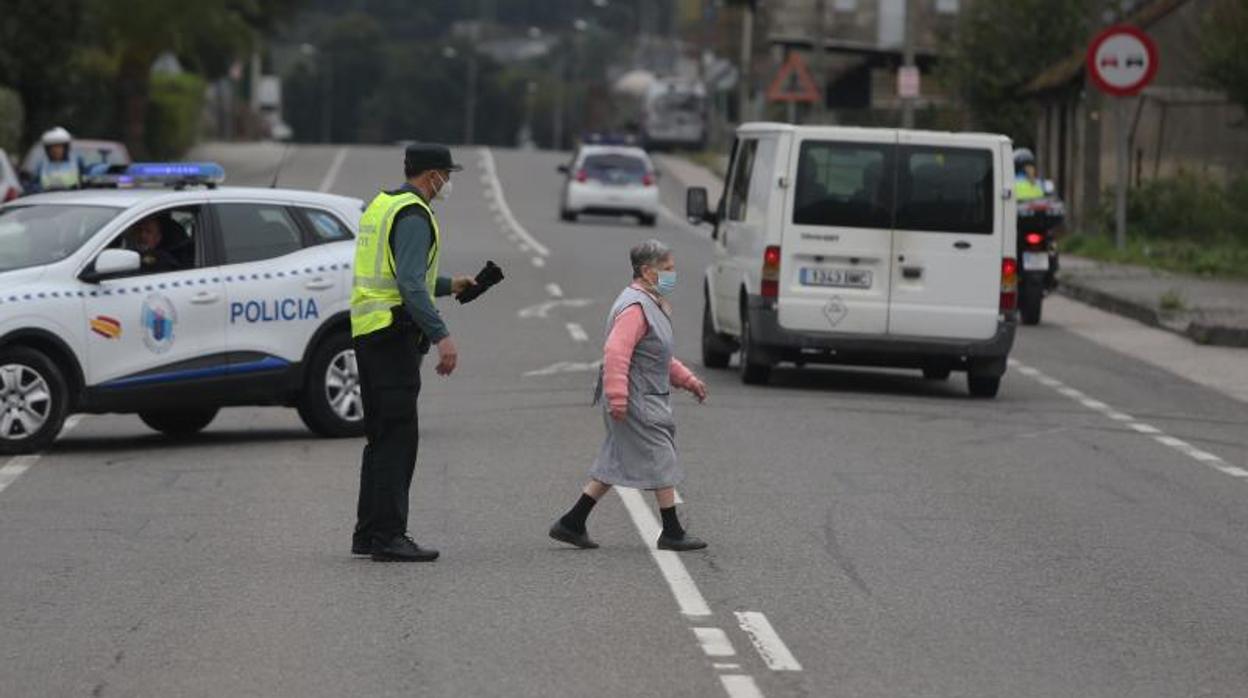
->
xmin=777 ymin=132 xmax=896 ymax=335
xmin=887 ymin=134 xmax=1001 ymax=340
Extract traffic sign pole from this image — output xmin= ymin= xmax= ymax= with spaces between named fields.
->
xmin=1086 ymin=25 xmax=1158 ymax=251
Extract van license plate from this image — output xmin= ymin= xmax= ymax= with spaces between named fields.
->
xmin=800 ymin=267 xmax=872 ymax=289
xmin=1022 ymin=252 xmax=1050 ymax=271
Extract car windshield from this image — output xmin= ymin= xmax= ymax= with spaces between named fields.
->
xmin=0 ymin=204 xmax=121 ymax=272
xmin=582 ymin=154 xmax=648 ymax=184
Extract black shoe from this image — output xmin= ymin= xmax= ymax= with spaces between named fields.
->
xmin=371 ymin=535 xmax=439 ymax=562
xmin=549 ymin=520 xmax=599 ymax=549
xmin=351 ymin=535 xmax=372 ymax=556
xmin=656 ymin=533 xmax=707 ymax=551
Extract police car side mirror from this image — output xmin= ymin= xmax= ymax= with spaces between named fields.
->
xmin=81 ymin=249 xmax=141 ymax=283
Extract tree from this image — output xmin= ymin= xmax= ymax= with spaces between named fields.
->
xmin=1199 ymin=0 xmax=1248 ymax=117
xmin=939 ymin=0 xmax=1100 ymax=144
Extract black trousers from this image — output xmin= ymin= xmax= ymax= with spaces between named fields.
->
xmin=353 ymin=324 xmax=423 ymax=544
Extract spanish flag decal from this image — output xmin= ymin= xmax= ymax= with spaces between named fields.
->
xmin=90 ymin=315 xmax=122 ymax=339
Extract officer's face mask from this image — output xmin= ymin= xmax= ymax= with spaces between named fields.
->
xmin=433 ymin=171 xmax=453 ymax=202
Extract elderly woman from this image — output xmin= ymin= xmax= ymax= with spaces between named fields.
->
xmin=549 ymin=239 xmax=709 ymax=552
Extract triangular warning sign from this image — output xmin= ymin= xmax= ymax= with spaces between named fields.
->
xmin=766 ymin=52 xmax=821 ymax=104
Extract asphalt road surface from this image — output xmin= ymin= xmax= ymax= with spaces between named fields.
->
xmin=2 ymin=143 xmax=1246 ymax=698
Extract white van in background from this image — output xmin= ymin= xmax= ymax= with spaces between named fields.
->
xmin=686 ymin=123 xmax=1019 ymax=398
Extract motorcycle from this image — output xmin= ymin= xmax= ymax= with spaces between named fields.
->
xmin=1016 ymin=192 xmax=1063 ymax=325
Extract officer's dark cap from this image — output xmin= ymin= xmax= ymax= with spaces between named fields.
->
xmin=404 ymin=143 xmax=463 ymax=175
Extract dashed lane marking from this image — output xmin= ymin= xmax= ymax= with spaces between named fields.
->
xmin=1009 ymin=358 xmax=1244 ymax=482
xmin=566 ymin=323 xmax=588 ymax=343
xmin=318 ymin=147 xmax=348 ymax=193
xmin=734 ymin=612 xmax=803 ymax=672
xmin=478 ymin=148 xmax=551 ymax=257
xmin=546 ymin=283 xmax=564 ymax=298
xmin=532 ymin=257 xmax=546 ymax=268
xmin=692 ymin=627 xmax=737 ymax=657
xmin=719 ymin=675 xmax=765 ymax=698
xmin=0 ymin=415 xmax=84 ymax=497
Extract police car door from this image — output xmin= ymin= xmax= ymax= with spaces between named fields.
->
xmin=212 ymin=201 xmax=343 ymax=374
xmin=81 ymin=202 xmax=228 ymax=390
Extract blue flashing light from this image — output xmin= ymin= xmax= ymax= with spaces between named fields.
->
xmin=82 ymin=161 xmax=226 ymax=189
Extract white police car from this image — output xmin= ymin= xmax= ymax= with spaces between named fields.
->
xmin=0 ymin=163 xmax=366 ymax=454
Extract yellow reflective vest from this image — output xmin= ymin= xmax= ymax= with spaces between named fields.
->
xmin=1014 ymin=176 xmax=1045 ymax=201
xmin=350 ymin=190 xmax=440 ymax=338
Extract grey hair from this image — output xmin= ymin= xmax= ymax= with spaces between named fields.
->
xmin=630 ymin=239 xmax=671 ymax=278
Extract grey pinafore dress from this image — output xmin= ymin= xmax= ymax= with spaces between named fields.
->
xmin=589 ymin=286 xmax=683 ymax=490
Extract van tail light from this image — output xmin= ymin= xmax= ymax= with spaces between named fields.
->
xmin=642 ymin=173 xmax=655 ymax=187
xmin=761 ymin=245 xmax=781 ymax=298
xmin=1000 ymin=257 xmax=1018 ymax=312
xmin=575 ymin=169 xmax=588 ymax=183
xmin=1024 ymin=232 xmax=1044 ymax=248
xmin=2 ymin=186 xmax=16 ymax=202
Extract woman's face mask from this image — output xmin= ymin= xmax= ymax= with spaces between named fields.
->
xmin=645 ymin=264 xmax=676 ymax=296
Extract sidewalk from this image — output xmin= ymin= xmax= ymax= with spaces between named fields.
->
xmin=1058 ymin=257 xmax=1248 ymax=348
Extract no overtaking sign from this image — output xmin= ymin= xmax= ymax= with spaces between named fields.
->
xmin=1086 ymin=25 xmax=1158 ymax=97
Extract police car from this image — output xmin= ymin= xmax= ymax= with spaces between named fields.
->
xmin=0 ymin=163 xmax=366 ymax=454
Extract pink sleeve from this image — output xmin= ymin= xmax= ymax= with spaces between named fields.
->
xmin=669 ymin=358 xmax=698 ymax=390
xmin=603 ymin=305 xmax=649 ymax=410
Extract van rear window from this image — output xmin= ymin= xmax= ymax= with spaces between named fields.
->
xmin=792 ymin=142 xmax=996 ymax=235
xmin=793 ymin=142 xmax=891 ymax=229
xmin=896 ymin=146 xmax=994 ymax=234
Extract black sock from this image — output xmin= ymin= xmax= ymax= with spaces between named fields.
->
xmin=660 ymin=506 xmax=685 ymax=539
xmin=559 ymin=494 xmax=598 ymax=533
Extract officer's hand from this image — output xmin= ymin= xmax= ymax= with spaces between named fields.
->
xmin=451 ymin=276 xmax=478 ymax=296
xmin=435 ymin=336 xmax=458 ymax=376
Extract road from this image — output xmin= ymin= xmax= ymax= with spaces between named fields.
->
xmin=2 ymin=143 xmax=1247 ymax=697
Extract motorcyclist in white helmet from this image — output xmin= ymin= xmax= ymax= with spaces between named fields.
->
xmin=30 ymin=127 xmax=82 ymax=193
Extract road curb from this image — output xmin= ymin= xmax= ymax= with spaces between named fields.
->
xmin=1058 ymin=276 xmax=1248 ymax=348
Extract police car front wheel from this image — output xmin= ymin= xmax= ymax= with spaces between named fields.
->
xmin=0 ymin=346 xmax=71 ymax=455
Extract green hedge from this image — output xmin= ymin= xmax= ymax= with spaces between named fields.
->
xmin=0 ymin=86 xmax=24 ymax=155
xmin=1099 ymin=170 xmax=1248 ymax=243
xmin=145 ymin=73 xmax=205 ymax=160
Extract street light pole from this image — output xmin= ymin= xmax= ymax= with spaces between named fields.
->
xmin=901 ymin=0 xmax=915 ymax=129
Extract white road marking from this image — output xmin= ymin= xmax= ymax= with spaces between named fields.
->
xmin=692 ymin=627 xmax=737 ymax=657
xmin=735 ymin=612 xmax=803 ymax=672
xmin=673 ymin=489 xmax=684 ymax=504
xmin=566 ymin=323 xmax=589 ymax=343
xmin=719 ymin=675 xmax=765 ymax=698
xmin=616 ymin=487 xmax=712 ymax=617
xmin=0 ymin=416 xmax=85 ymax=497
xmin=532 ymin=256 xmax=546 ymax=268
xmin=1013 ymin=359 xmax=1244 ymax=482
xmin=318 ymin=147 xmax=348 ymax=192
xmin=478 ymin=148 xmax=550 ymax=257
xmin=523 ymin=360 xmax=601 ymax=377
xmin=546 ymin=283 xmax=564 ymax=298
xmin=713 ymin=663 xmax=742 ymax=670
xmin=518 ymin=298 xmax=594 ymax=319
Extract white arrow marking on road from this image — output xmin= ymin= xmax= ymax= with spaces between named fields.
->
xmin=518 ymin=298 xmax=593 ymax=319
xmin=523 ymin=361 xmax=601 ymax=377
xmin=735 ymin=612 xmax=803 ymax=671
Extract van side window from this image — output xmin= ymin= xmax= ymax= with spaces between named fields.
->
xmin=896 ymin=146 xmax=993 ymax=234
xmin=793 ymin=141 xmax=891 ymax=229
xmin=726 ymin=139 xmax=758 ymax=221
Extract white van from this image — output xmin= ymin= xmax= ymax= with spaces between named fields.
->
xmin=686 ymin=123 xmax=1019 ymax=397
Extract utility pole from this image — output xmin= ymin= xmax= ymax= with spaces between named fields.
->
xmin=738 ymin=3 xmax=753 ymax=122
xmin=900 ymin=0 xmax=916 ymax=129
xmin=815 ymin=0 xmax=826 ymax=122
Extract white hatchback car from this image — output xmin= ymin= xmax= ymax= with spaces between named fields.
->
xmin=558 ymin=145 xmax=660 ymax=226
xmin=0 ymin=164 xmax=366 ymax=453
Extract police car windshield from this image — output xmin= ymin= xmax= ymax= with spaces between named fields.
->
xmin=0 ymin=204 xmax=122 ymax=272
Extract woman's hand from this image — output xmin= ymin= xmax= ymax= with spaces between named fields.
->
xmin=687 ymin=377 xmax=708 ymax=403
xmin=609 ymin=402 xmax=628 ymax=422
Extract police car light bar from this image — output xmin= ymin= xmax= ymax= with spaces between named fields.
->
xmin=82 ymin=162 xmax=226 ymax=189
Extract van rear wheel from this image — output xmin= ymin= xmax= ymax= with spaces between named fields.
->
xmin=738 ymin=308 xmax=771 ymax=385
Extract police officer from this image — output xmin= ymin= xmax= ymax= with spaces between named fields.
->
xmin=1013 ymin=148 xmax=1045 ymax=201
xmin=30 ymin=127 xmax=82 ymax=193
xmin=350 ymin=143 xmax=475 ymax=562
xmin=127 ymin=217 xmax=181 ymax=273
